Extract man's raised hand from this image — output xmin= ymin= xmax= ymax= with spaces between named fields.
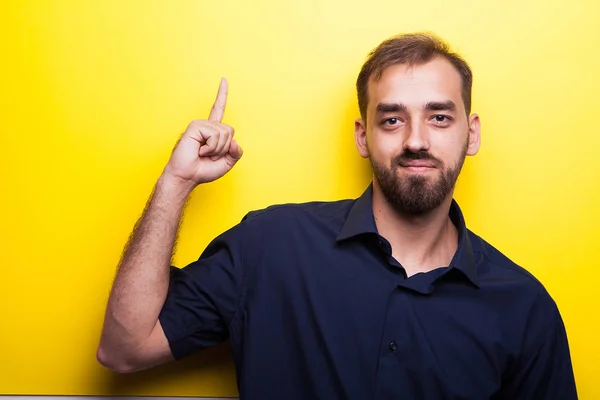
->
xmin=164 ymin=78 xmax=243 ymax=188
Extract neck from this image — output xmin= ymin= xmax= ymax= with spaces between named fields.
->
xmin=372 ymin=181 xmax=458 ymax=277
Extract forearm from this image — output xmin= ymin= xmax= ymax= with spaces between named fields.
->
xmin=99 ymin=172 xmax=195 ymax=353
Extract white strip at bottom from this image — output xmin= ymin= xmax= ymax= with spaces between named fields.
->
xmin=0 ymin=397 xmax=238 ymax=399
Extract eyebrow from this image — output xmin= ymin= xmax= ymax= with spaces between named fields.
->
xmin=375 ymin=100 xmax=457 ymax=114
xmin=376 ymin=103 xmax=407 ymax=114
xmin=425 ymin=100 xmax=456 ymax=112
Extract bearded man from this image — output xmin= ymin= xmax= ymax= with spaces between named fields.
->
xmin=97 ymin=32 xmax=577 ymax=399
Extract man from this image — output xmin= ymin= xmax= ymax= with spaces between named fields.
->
xmin=97 ymin=33 xmax=577 ymax=399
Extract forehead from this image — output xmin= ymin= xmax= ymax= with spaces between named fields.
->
xmin=368 ymin=57 xmax=465 ymax=113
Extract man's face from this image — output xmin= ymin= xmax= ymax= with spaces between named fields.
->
xmin=355 ymin=57 xmax=480 ymax=215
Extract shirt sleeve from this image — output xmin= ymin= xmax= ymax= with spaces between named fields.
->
xmin=158 ymin=222 xmax=248 ymax=360
xmin=499 ymin=300 xmax=578 ymax=399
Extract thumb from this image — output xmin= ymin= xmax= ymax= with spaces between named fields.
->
xmin=228 ymin=140 xmax=244 ymax=161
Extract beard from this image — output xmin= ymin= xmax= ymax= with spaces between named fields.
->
xmin=370 ymin=143 xmax=468 ymax=215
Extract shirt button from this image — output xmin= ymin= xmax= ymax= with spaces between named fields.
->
xmin=389 ymin=341 xmax=398 ymax=352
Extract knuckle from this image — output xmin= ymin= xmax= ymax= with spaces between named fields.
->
xmin=221 ymin=124 xmax=234 ymax=136
xmin=215 ymin=124 xmax=227 ymax=136
xmin=188 ymin=119 xmax=206 ymax=130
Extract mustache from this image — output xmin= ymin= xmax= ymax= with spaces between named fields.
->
xmin=392 ymin=151 xmax=444 ymax=168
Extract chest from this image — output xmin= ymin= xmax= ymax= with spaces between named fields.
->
xmin=237 ymin=245 xmax=514 ymax=399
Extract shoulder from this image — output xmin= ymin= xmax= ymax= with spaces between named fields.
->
xmin=469 ymin=230 xmax=558 ymax=312
xmin=213 ymin=197 xmax=356 ymax=252
xmin=214 ymin=199 xmax=356 ymax=277
xmin=240 ymin=198 xmax=356 ymax=230
xmin=468 ymin=231 xmax=566 ymax=349
xmin=470 ymin=231 xmax=541 ymax=284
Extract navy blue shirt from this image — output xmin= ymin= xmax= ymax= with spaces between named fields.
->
xmin=159 ymin=185 xmax=577 ymax=399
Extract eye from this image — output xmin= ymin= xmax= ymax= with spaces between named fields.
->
xmin=431 ymin=115 xmax=452 ymax=126
xmin=382 ymin=117 xmax=400 ymax=126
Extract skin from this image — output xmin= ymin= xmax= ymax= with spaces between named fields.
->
xmin=354 ymin=57 xmax=481 ymax=277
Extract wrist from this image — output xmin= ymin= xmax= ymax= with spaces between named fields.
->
xmin=157 ymin=171 xmax=197 ymax=200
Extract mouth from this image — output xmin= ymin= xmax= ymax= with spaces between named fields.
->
xmin=398 ymin=161 xmax=437 ymax=173
xmin=402 ymin=167 xmax=435 ymax=174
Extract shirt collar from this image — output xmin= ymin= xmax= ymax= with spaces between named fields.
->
xmin=336 ymin=184 xmax=479 ymax=287
xmin=336 ymin=184 xmax=379 ymax=241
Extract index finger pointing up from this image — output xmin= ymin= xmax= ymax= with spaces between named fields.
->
xmin=208 ymin=77 xmax=228 ymax=122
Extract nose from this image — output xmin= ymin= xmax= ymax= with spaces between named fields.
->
xmin=403 ymin=120 xmax=430 ymax=153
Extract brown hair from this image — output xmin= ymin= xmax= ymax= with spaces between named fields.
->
xmin=356 ymin=32 xmax=473 ymax=120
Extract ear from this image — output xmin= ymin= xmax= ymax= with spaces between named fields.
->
xmin=466 ymin=113 xmax=481 ymax=156
xmin=354 ymin=118 xmax=370 ymax=158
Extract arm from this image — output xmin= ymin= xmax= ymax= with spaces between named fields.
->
xmin=96 ymin=173 xmax=192 ymax=372
xmin=499 ymin=303 xmax=578 ymax=399
xmin=97 ymin=78 xmax=243 ymax=373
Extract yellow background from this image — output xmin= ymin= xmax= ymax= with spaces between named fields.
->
xmin=1 ymin=0 xmax=598 ymax=397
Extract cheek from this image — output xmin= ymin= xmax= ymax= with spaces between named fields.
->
xmin=432 ymin=132 xmax=468 ymax=164
xmin=369 ymin=134 xmax=403 ymax=164
xmin=437 ymin=149 xmax=463 ymax=171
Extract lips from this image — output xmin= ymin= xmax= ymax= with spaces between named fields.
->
xmin=393 ymin=152 xmax=442 ymax=169
xmin=399 ymin=161 xmax=437 ymax=168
